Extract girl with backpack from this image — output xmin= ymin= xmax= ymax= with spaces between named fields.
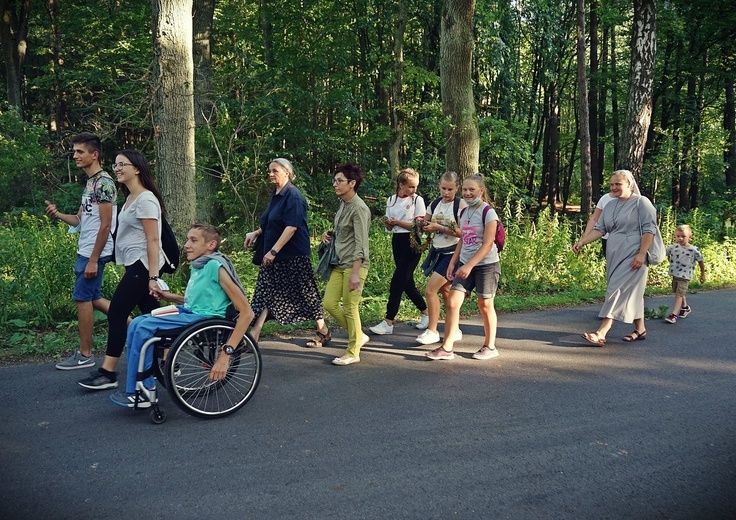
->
xmin=415 ymin=172 xmax=466 ymax=345
xmin=369 ymin=168 xmax=429 ymax=335
xmin=426 ymin=174 xmax=502 ymax=361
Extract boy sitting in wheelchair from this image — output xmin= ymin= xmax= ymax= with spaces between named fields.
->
xmin=110 ymin=224 xmax=254 ymax=408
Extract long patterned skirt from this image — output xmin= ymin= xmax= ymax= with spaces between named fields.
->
xmin=250 ymin=255 xmax=324 ymax=325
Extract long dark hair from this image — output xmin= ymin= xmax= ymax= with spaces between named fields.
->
xmin=116 ymin=150 xmax=167 ymax=218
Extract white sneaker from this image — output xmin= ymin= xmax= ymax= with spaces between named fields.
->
xmin=369 ymin=320 xmax=394 ymax=335
xmin=416 ymin=329 xmax=441 ymax=345
xmin=416 ymin=314 xmax=430 ymax=330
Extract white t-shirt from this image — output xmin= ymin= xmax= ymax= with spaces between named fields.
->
xmin=77 ymin=171 xmax=117 ymax=258
xmin=385 ymin=194 xmax=426 ymax=234
xmin=459 ymin=203 xmax=499 ymax=266
xmin=429 ymin=198 xmax=463 ymax=249
xmin=115 ymin=191 xmax=164 ymax=270
xmin=596 ymin=193 xmax=613 ymax=240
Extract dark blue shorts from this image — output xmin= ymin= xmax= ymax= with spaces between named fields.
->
xmin=72 ymin=254 xmax=112 ymax=302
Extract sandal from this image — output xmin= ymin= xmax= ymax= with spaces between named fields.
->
xmin=306 ymin=328 xmax=331 ymax=348
xmin=582 ymin=332 xmax=606 ymax=347
xmin=623 ymin=330 xmax=647 ymax=342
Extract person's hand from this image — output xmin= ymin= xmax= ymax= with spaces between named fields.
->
xmin=349 ymin=272 xmax=361 ymax=291
xmin=244 ymin=231 xmax=258 ymax=248
xmin=700 ymin=273 xmax=706 ymax=284
xmin=631 ymin=253 xmax=646 ymax=269
xmin=572 ymin=241 xmax=585 ymax=254
xmin=321 ymin=231 xmax=334 ymax=244
xmin=455 ymin=264 xmax=472 ymax=280
xmin=84 ymin=259 xmax=98 ymax=279
xmin=209 ymin=351 xmax=230 ymax=381
xmin=263 ymin=250 xmax=275 ymax=266
xmin=446 ymin=264 xmax=456 ymax=281
xmin=44 ymin=200 xmax=59 ymax=218
xmin=423 ymin=221 xmax=441 ymax=233
xmin=148 ymin=279 xmax=160 ymax=296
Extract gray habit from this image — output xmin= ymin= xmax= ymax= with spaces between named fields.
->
xmin=594 ymin=194 xmax=657 ymax=323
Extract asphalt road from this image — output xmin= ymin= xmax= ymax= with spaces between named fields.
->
xmin=1 ymin=290 xmax=735 ymax=520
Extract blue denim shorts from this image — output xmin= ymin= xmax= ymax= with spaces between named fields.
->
xmin=451 ymin=262 xmax=501 ymax=298
xmin=72 ymin=254 xmax=112 ymax=302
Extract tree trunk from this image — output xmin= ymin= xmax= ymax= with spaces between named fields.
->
xmin=597 ymin=25 xmax=608 ymax=189
xmin=0 ymin=0 xmax=30 ymax=117
xmin=611 ymin=24 xmax=620 ymax=166
xmin=546 ymin=82 xmax=560 ymax=213
xmin=152 ymin=0 xmax=196 ymax=233
xmin=618 ymin=0 xmax=657 ymax=181
xmin=588 ymin=0 xmax=599 ymax=199
xmin=577 ymin=0 xmax=592 ymax=216
xmin=193 ymin=0 xmax=221 ymax=224
xmin=388 ymin=0 xmax=407 ymax=178
xmin=724 ymin=44 xmax=736 ymax=187
xmin=440 ymin=0 xmax=479 ymax=178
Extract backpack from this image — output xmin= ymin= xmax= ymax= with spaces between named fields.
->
xmin=459 ymin=204 xmax=506 ymax=252
xmin=160 ymin=214 xmax=180 ymax=274
xmin=429 ymin=196 xmax=461 ymax=225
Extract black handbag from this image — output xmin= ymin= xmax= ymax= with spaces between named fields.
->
xmin=251 ymin=234 xmax=265 ymax=265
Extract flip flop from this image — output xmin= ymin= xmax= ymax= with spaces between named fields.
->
xmin=623 ymin=330 xmax=647 ymax=342
xmin=582 ymin=332 xmax=606 ymax=346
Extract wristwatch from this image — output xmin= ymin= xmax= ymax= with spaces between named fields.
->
xmin=221 ymin=344 xmax=236 ymax=356
xmin=269 ymin=249 xmax=278 ymax=256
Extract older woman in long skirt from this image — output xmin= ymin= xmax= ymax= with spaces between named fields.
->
xmin=244 ymin=158 xmax=328 ymax=346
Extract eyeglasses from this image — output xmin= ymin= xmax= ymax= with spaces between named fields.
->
xmin=332 ymin=178 xmax=349 ymax=185
xmin=112 ymin=162 xmax=134 ymax=169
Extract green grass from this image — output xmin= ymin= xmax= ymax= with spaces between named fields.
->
xmin=1 ymin=206 xmax=734 ymax=362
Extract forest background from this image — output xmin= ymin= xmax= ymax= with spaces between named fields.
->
xmin=1 ymin=0 xmax=735 ymax=357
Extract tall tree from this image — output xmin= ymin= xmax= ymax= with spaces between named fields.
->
xmin=388 ymin=0 xmax=407 ymax=177
xmin=618 ymin=0 xmax=657 ymax=180
xmin=724 ymin=43 xmax=736 ymax=187
xmin=0 ymin=0 xmax=30 ymax=117
xmin=577 ymin=0 xmax=592 ymax=215
xmin=193 ymin=0 xmax=221 ymax=224
xmin=152 ymin=0 xmax=196 ymax=231
xmin=440 ymin=0 xmax=479 ymax=177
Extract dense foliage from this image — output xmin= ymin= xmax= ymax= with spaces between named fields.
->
xmin=1 ymin=209 xmax=734 ymax=354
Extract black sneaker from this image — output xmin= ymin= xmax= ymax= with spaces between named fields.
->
xmin=78 ymin=368 xmax=118 ymax=390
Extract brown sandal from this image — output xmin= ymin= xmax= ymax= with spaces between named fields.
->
xmin=306 ymin=328 xmax=331 ymax=348
xmin=623 ymin=330 xmax=647 ymax=342
xmin=582 ymin=332 xmax=606 ymax=346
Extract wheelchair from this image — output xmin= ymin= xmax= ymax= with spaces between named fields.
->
xmin=133 ymin=317 xmax=262 ymax=424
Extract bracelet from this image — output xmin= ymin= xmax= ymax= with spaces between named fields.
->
xmin=149 ymin=276 xmax=159 ymax=281
xmin=441 ymin=226 xmax=446 ymax=234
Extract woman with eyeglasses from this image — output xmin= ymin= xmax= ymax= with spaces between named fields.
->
xmin=243 ymin=159 xmax=327 ymax=346
xmin=78 ymin=150 xmax=166 ymax=390
xmin=321 ymin=163 xmax=371 ymax=365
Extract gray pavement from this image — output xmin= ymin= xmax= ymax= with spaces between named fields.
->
xmin=1 ymin=290 xmax=735 ymax=519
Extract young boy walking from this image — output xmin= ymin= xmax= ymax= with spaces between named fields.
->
xmin=664 ymin=224 xmax=706 ymax=324
xmin=45 ymin=133 xmax=117 ymax=370
xmin=109 ymin=224 xmax=254 ymax=408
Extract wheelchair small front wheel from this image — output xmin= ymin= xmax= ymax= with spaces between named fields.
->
xmin=150 ymin=408 xmax=166 ymax=424
xmin=164 ymin=320 xmax=262 ymax=419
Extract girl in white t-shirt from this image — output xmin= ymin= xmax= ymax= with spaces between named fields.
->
xmin=415 ymin=172 xmax=466 ymax=345
xmin=426 ymin=174 xmax=501 ymax=361
xmin=369 ymin=168 xmax=429 ymax=335
xmin=78 ymin=150 xmax=167 ymax=390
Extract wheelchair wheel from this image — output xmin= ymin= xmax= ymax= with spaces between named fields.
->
xmin=163 ymin=319 xmax=262 ymax=419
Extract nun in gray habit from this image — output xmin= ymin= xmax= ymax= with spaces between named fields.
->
xmin=572 ymin=169 xmax=657 ymax=346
